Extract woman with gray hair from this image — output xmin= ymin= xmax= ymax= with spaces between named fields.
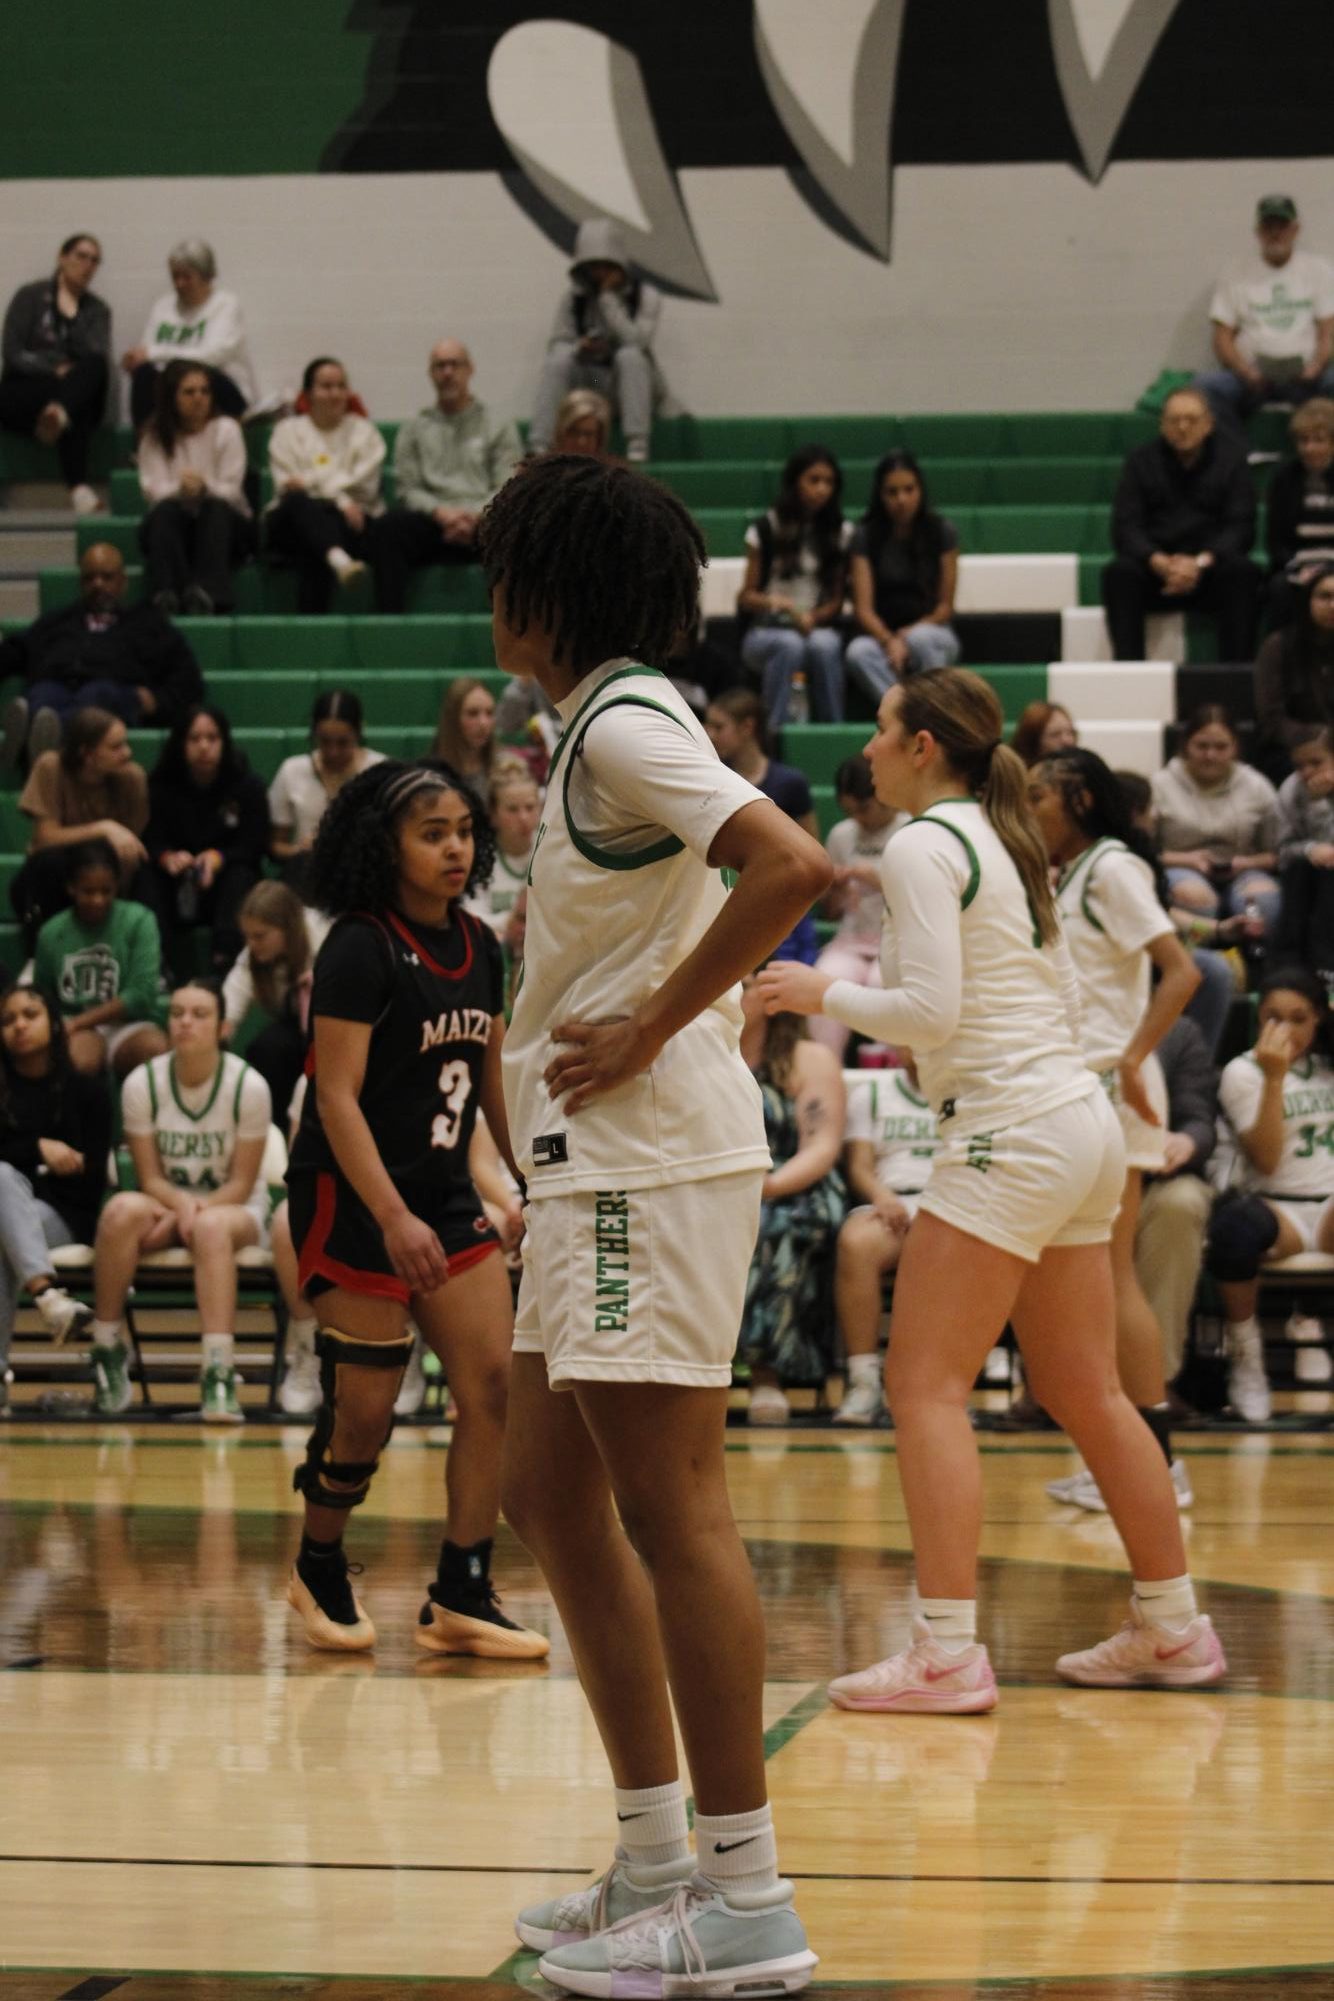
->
xmin=120 ymin=239 xmax=256 ymax=428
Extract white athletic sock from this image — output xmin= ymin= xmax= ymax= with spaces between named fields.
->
xmin=201 ymin=1333 xmax=235 ymax=1374
xmin=846 ymin=1352 xmax=880 ymax=1387
xmin=1133 ymin=1574 xmax=1198 ymax=1631
xmin=612 ymin=1782 xmax=690 ymax=1870
xmin=286 ymin=1314 xmax=317 ymax=1353
xmin=917 ymin=1596 xmax=978 ymax=1651
xmin=1229 ymin=1313 xmax=1262 ymax=1351
xmin=326 ymin=546 xmax=356 ymax=577
xmin=694 ymin=1803 xmax=781 ymax=1899
xmin=90 ymin=1318 xmax=123 ymax=1349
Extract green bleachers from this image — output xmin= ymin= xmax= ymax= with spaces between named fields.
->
xmin=41 ymin=561 xmax=491 ymax=618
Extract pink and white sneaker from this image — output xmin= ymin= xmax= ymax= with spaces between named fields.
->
xmin=1056 ymin=1600 xmax=1227 ymax=1689
xmin=827 ymin=1617 xmax=998 ymax=1713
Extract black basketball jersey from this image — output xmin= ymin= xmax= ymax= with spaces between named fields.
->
xmin=289 ymin=907 xmax=504 ymax=1189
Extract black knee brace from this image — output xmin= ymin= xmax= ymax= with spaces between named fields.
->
xmin=1205 ymin=1192 xmax=1280 ymax=1284
xmin=293 ymin=1326 xmax=415 ymax=1511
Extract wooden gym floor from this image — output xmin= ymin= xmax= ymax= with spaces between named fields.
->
xmin=1 ymin=1419 xmax=1332 ymax=2000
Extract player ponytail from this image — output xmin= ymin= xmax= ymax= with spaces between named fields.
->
xmin=1035 ymin=746 xmax=1170 ymax=907
xmin=898 ymin=669 xmax=1059 ymax=946
xmin=306 ymin=759 xmax=495 ymax=916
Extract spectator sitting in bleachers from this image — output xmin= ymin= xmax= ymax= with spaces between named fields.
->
xmin=807 ymin=756 xmax=903 ymax=1058
xmin=266 ymin=357 xmax=385 ymax=614
xmin=32 ymin=837 xmax=168 ymax=1079
xmin=267 ymin=689 xmax=384 ymax=894
xmin=1208 ymin=967 xmax=1334 ymax=1421
xmin=371 ymin=338 xmax=521 ymax=613
xmin=144 ymin=705 xmax=270 ymax=976
xmin=832 ymin=1061 xmax=938 ymax=1427
xmin=120 ymin=239 xmax=256 ymax=429
xmin=1254 ymin=562 xmax=1334 ymax=771
xmin=1270 ymin=725 xmax=1334 ymax=987
xmin=494 ymin=672 xmax=560 ymax=768
xmin=1011 ymin=699 xmax=1077 ymax=766
xmin=0 ymin=981 xmax=112 ymax=1410
xmin=1101 ymin=389 xmax=1260 ymax=661
xmin=845 ymin=449 xmax=961 ymax=702
xmin=10 ymin=708 xmax=151 ymax=949
xmin=736 ymin=976 xmax=846 ymax=1426
xmin=529 ymin=220 xmax=664 ymax=463
xmin=0 ymin=543 xmax=204 ymax=762
xmin=137 ymin=362 xmax=254 ymax=616
xmin=0 ymin=232 xmax=109 ymax=515
xmin=736 ymin=445 xmax=851 ymax=734
xmin=1151 ymin=704 xmax=1281 ymax=941
xmin=705 ymin=689 xmax=822 ymax=963
xmin=1118 ymin=768 xmax=1243 ymax=1060
xmin=1135 ymin=1016 xmax=1218 ymax=1419
xmin=429 ymin=676 xmax=506 ymax=788
xmin=1264 ymin=400 xmax=1334 ymax=630
xmin=86 ymin=976 xmax=272 ymax=1423
xmin=550 ymin=388 xmax=613 ymax=457
xmin=1195 ymin=195 xmax=1334 ymax=440
xmin=466 ymin=764 xmax=541 ymax=939
xmin=223 ymin=881 xmax=328 ymax=1128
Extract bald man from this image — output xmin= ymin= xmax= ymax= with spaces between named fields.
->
xmin=370 ymin=338 xmax=522 ymax=612
xmin=0 ymin=541 xmax=203 ymax=765
xmin=1101 ymin=389 xmax=1262 ymax=661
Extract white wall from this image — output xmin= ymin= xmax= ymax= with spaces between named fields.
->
xmin=2 ymin=157 xmax=1332 ymax=422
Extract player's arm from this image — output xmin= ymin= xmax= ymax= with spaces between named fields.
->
xmin=127 ymin=1130 xmax=194 ymax=1217
xmin=313 ymin=1013 xmax=447 ymax=1292
xmin=1117 ymin=932 xmax=1202 ymax=1124
xmin=545 ymin=798 xmax=831 ymax=1112
xmin=478 ymin=1012 xmax=523 ymax=1187
xmin=201 ymin=1133 xmax=266 ymax=1212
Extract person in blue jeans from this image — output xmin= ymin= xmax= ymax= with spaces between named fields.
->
xmin=846 ymin=449 xmax=961 ymax=700
xmin=736 ymin=445 xmax=851 ymax=734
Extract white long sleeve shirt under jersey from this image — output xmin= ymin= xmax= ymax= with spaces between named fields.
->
xmin=822 ymin=797 xmax=1094 ymax=1143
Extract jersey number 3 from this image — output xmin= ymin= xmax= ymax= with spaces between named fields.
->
xmin=432 ymin=1060 xmax=473 ymax=1151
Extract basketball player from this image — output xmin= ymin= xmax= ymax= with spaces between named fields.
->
xmin=284 ymin=758 xmax=547 ymax=1661
xmin=759 ymin=672 xmax=1226 ymax=1708
xmin=479 ymin=456 xmax=830 ymax=1996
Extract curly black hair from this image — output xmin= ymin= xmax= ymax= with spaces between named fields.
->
xmin=1034 ymin=745 xmax=1169 ymax=908
xmin=478 ymin=453 xmax=705 ymax=669
xmin=305 ymin=759 xmax=496 ymax=916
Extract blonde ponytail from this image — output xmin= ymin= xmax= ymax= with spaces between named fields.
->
xmin=897 ymin=668 xmax=1059 ymax=946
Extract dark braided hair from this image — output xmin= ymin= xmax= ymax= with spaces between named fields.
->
xmin=306 ymin=760 xmax=495 ymax=917
xmin=478 ymin=455 xmax=705 ymax=670
xmin=1035 ymin=746 xmax=1169 ymax=908
xmin=0 ymin=983 xmax=74 ymax=1132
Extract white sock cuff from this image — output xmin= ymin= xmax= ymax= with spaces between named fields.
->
xmin=612 ymin=1781 xmax=690 ymax=1868
xmin=1133 ymin=1573 xmax=1198 ymax=1627
xmin=201 ymin=1333 xmax=235 ymax=1371
xmin=288 ymin=1316 xmax=318 ymax=1343
xmin=90 ymin=1319 xmax=123 ymax=1347
xmin=846 ymin=1352 xmax=880 ymax=1383
xmin=694 ymin=1802 xmax=780 ymax=1896
xmin=917 ymin=1596 xmax=978 ymax=1647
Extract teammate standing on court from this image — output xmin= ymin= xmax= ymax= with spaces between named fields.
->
xmin=284 ymin=758 xmax=547 ymax=1661
xmin=1029 ymin=747 xmax=1201 ymax=1508
xmin=759 ymin=671 xmax=1226 ymax=1707
xmin=480 ymin=456 xmax=830 ymax=1997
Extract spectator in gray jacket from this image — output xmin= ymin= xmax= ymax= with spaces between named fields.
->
xmin=370 ymin=338 xmax=521 ymax=613
xmin=1271 ymin=725 xmax=1334 ymax=982
xmin=529 ymin=220 xmax=666 ymax=463
xmin=1136 ymin=1016 xmax=1219 ymax=1393
xmin=0 ymin=234 xmax=110 ymax=514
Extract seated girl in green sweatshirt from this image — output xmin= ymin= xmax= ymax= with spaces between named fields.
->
xmin=32 ymin=838 xmax=168 ymax=1079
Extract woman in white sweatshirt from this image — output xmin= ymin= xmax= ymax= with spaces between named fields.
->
xmin=758 ymin=670 xmax=1225 ymax=1708
xmin=121 ymin=238 xmax=256 ymax=428
xmin=137 ymin=361 xmax=254 ymax=615
xmin=266 ymin=357 xmax=385 ymax=613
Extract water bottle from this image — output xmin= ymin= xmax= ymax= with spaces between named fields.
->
xmin=788 ymin=670 xmax=810 ymax=725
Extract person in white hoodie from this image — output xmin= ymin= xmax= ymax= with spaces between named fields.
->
xmin=266 ymin=357 xmax=386 ymax=613
xmin=529 ymin=219 xmax=667 ymax=463
xmin=120 ymin=238 xmax=257 ymax=428
xmin=136 ymin=361 xmax=254 ymax=615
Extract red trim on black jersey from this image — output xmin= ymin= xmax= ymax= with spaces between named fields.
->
xmin=297 ymin=1171 xmax=411 ymax=1305
xmin=445 ymin=1238 xmax=502 ymax=1277
xmin=386 ymin=907 xmax=475 ymax=982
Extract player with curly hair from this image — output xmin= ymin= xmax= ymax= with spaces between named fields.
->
xmin=480 ymin=455 xmax=831 ymax=1996
xmin=284 ymin=756 xmax=546 ymax=1661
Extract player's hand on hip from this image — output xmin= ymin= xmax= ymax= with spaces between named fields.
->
xmin=545 ymin=1014 xmax=658 ymax=1113
xmin=755 ymin=960 xmax=834 ymax=1017
xmin=384 ymin=1211 xmax=449 ymax=1293
xmin=1116 ymin=1058 xmax=1160 ymax=1127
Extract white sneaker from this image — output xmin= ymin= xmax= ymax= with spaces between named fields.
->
xmin=832 ymin=1374 xmax=884 ymax=1425
xmin=1056 ymin=1599 xmax=1227 ymax=1689
xmin=828 ymin=1616 xmax=998 ymax=1713
xmin=747 ymin=1383 xmax=790 ymax=1426
xmin=516 ymin=1853 xmax=694 ymax=1952
xmin=393 ymin=1332 xmax=426 ymax=1418
xmin=1047 ymin=1460 xmax=1193 ymax=1511
xmin=1228 ymin=1330 xmax=1272 ymax=1422
xmin=537 ymin=1874 xmax=816 ymax=1997
xmin=1287 ymin=1312 xmax=1333 ymax=1383
xmin=1171 ymin=1458 xmax=1194 ymax=1508
xmin=278 ymin=1331 xmax=322 ymax=1416
xmin=69 ymin=483 xmax=101 ymax=515
xmin=34 ymin=1286 xmax=94 ymax=1346
xmin=983 ymin=1344 xmax=1011 ymax=1385
xmin=1045 ymin=1462 xmax=1093 ymax=1503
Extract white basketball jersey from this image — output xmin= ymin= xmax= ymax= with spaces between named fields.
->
xmin=122 ymin=1051 xmax=270 ymax=1221
xmin=1056 ymin=839 xmax=1173 ymax=1072
xmin=845 ymin=1069 xmax=939 ymax=1193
